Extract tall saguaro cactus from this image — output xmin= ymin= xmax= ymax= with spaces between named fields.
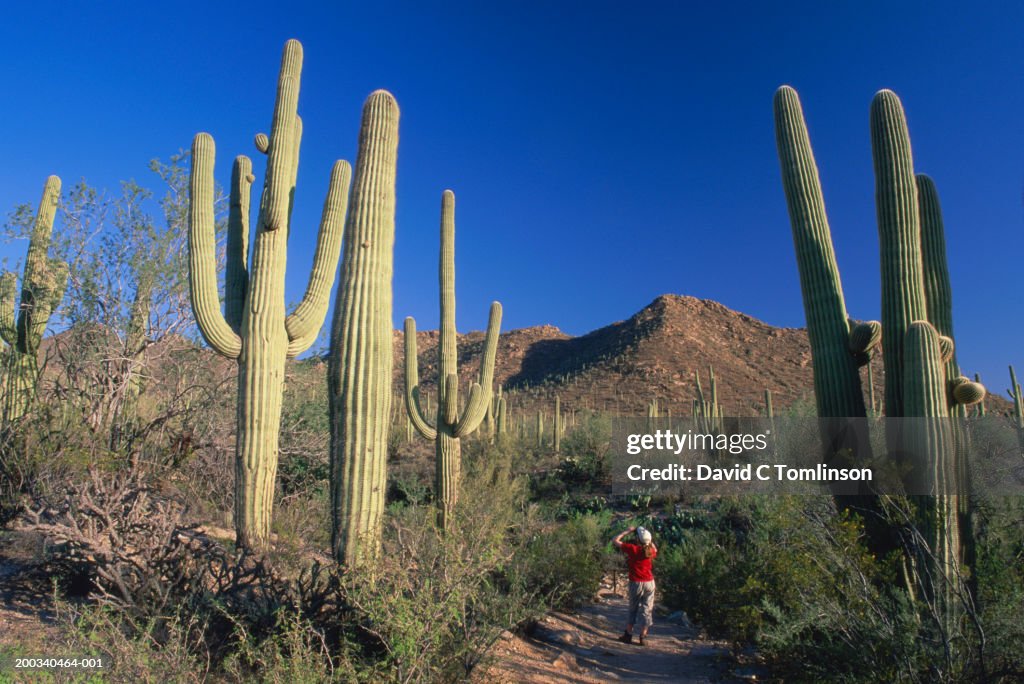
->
xmin=404 ymin=190 xmax=502 ymax=529
xmin=871 ymin=90 xmax=929 ymax=420
xmin=188 ymin=40 xmax=350 ymax=549
xmin=773 ymin=86 xmax=869 ymax=420
xmin=329 ymin=90 xmax=400 ymax=565
xmin=0 ymin=176 xmax=68 ymax=423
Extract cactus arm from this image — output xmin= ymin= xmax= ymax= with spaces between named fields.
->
xmin=260 ymin=40 xmax=302 ymax=233
xmin=453 ymin=383 xmax=483 ymax=438
xmin=0 ymin=272 xmax=17 ymax=345
xmin=285 ymin=159 xmax=351 ymax=356
xmin=452 ymin=301 xmax=502 ymax=437
xmin=188 ymin=133 xmax=242 ymax=359
xmin=437 ymin=190 xmax=457 ymax=409
xmin=403 ymin=316 xmax=437 ymax=439
xmin=225 ymin=156 xmax=253 ymax=332
xmin=22 ymin=175 xmax=61 ymax=291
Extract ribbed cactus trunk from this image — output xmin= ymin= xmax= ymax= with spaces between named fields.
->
xmin=0 ymin=176 xmax=68 ymax=424
xmin=553 ymin=395 xmax=561 ymax=453
xmin=496 ymin=395 xmax=507 ymax=436
xmin=404 ymin=190 xmax=502 ymax=530
xmin=774 ymin=86 xmax=868 ymax=421
xmin=916 ymin=173 xmax=978 ymax=582
xmin=903 ymin=321 xmax=960 ymax=630
xmin=917 ymin=175 xmax=963 ymax=415
xmin=188 ymin=40 xmax=349 ymax=550
xmin=329 ymin=90 xmax=399 ymax=565
xmin=871 ymin=90 xmax=928 ymax=420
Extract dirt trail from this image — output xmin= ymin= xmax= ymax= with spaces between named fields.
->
xmin=481 ymin=577 xmax=755 ymax=683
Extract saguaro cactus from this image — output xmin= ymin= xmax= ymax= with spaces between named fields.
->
xmin=0 ymin=176 xmax=68 ymax=423
xmin=403 ymin=190 xmax=502 ymax=529
xmin=188 ymin=40 xmax=350 ymax=549
xmin=554 ymin=394 xmax=562 ymax=453
xmin=871 ymin=90 xmax=929 ymax=419
xmin=773 ymin=86 xmax=869 ymax=420
xmin=903 ymin=321 xmax=960 ymax=628
xmin=329 ymin=90 xmax=399 ymax=564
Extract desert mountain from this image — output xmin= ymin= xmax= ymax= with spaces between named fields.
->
xmin=395 ymin=294 xmax=893 ymax=418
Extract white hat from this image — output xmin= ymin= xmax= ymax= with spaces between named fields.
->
xmin=636 ymin=527 xmax=652 ymax=544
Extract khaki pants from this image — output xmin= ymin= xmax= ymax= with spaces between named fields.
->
xmin=628 ymin=580 xmax=656 ymax=628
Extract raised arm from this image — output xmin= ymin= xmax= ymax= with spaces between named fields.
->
xmin=612 ymin=526 xmax=636 ymax=549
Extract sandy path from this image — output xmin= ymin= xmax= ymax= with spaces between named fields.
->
xmin=481 ymin=577 xmax=749 ymax=683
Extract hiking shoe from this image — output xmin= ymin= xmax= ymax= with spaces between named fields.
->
xmin=638 ymin=636 xmax=646 ymax=646
xmin=617 ymin=632 xmax=633 ymax=644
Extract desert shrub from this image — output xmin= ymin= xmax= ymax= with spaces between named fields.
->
xmin=556 ymin=410 xmax=612 ymax=486
xmin=25 ymin=435 xmax=603 ymax=682
xmin=650 ymin=494 xmax=1024 ymax=682
xmin=970 ymin=496 xmax=1024 ymax=682
xmin=22 ymin=464 xmax=221 ymax=616
xmin=510 ymin=513 xmax=608 ymax=610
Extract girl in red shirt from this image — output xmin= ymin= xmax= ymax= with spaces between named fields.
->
xmin=612 ymin=525 xmax=658 ymax=645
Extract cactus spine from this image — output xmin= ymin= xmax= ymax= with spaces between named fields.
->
xmin=188 ymin=40 xmax=350 ymax=549
xmin=329 ymin=90 xmax=399 ymax=564
xmin=0 ymin=176 xmax=68 ymax=423
xmin=773 ymin=86 xmax=868 ymax=420
xmin=403 ymin=190 xmax=502 ymax=529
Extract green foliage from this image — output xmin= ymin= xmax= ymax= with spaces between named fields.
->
xmin=511 ymin=513 xmax=608 ymax=610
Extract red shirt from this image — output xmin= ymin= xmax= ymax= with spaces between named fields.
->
xmin=621 ymin=542 xmax=657 ymax=582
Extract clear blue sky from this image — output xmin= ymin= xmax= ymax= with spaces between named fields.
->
xmin=1 ymin=1 xmax=1021 ymax=389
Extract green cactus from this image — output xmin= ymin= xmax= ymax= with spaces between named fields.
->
xmin=1009 ymin=366 xmax=1023 ymax=450
xmin=1010 ymin=366 xmax=1023 ymax=423
xmin=774 ymin=86 xmax=869 ymax=420
xmin=328 ymin=90 xmax=399 ymax=564
xmin=764 ymin=388 xmax=773 ymax=420
xmin=916 ymin=173 xmax=986 ymax=414
xmin=902 ymin=321 xmax=960 ymax=628
xmin=553 ymin=394 xmax=561 ymax=453
xmin=403 ymin=190 xmax=502 ymax=529
xmin=536 ymin=410 xmax=544 ymax=449
xmin=496 ymin=395 xmax=507 ymax=437
xmin=188 ymin=40 xmax=350 ymax=549
xmin=0 ymin=176 xmax=68 ymax=423
xmin=871 ymin=90 xmax=930 ymax=420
